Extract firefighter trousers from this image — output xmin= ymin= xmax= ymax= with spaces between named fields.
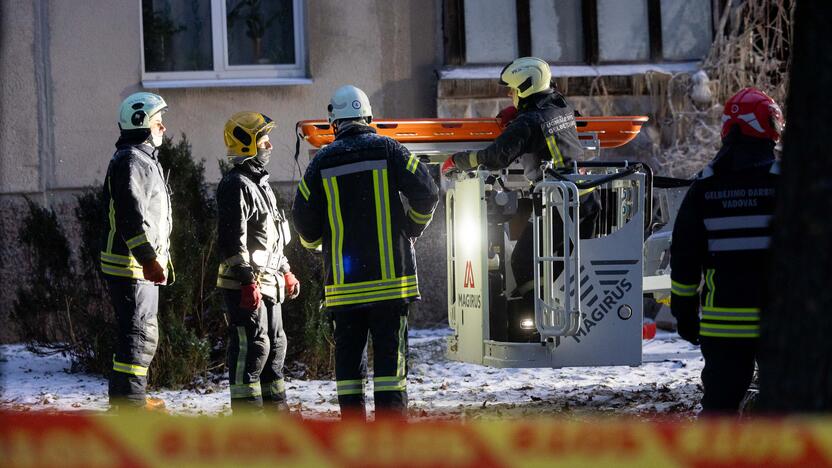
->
xmin=700 ymin=337 xmax=758 ymax=414
xmin=107 ymin=278 xmax=159 ymax=407
xmin=333 ymin=301 xmax=409 ymax=419
xmin=224 ymin=290 xmax=288 ymax=413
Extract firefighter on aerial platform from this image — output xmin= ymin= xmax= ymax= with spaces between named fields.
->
xmin=216 ymin=111 xmax=300 ymax=413
xmin=441 ymin=57 xmax=600 ymax=306
xmin=670 ymin=88 xmax=784 ymax=414
xmin=101 ymin=92 xmax=172 ymax=410
xmin=292 ymin=85 xmax=439 ymax=418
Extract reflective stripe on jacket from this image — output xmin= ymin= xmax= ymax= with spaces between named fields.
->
xmin=291 ymin=124 xmax=439 ymax=308
xmin=100 ymin=143 xmax=173 ymax=281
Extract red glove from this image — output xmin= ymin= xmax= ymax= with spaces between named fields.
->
xmin=284 ymin=272 xmax=300 ymax=300
xmin=141 ymin=259 xmax=166 ymax=284
xmin=441 ymin=157 xmax=457 ymax=178
xmin=496 ymin=106 xmax=518 ymax=129
xmin=239 ymin=283 xmax=262 ymax=310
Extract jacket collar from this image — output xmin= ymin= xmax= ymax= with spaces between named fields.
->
xmin=335 ymin=121 xmax=377 ymax=140
xmin=234 ymin=159 xmax=270 ymax=184
xmin=710 ymin=135 xmax=776 ymax=174
xmin=518 ymin=89 xmax=558 ymax=111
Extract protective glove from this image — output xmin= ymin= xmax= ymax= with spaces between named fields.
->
xmin=496 ymin=105 xmax=518 ymax=129
xmin=141 ymin=259 xmax=166 ymax=285
xmin=676 ymin=316 xmax=700 ymax=345
xmin=239 ymin=283 xmax=262 ymax=311
xmin=284 ymin=272 xmax=300 ymax=300
xmin=441 ymin=157 xmax=458 ymax=178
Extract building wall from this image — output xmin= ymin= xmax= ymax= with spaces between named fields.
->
xmin=0 ymin=0 xmax=442 ymax=341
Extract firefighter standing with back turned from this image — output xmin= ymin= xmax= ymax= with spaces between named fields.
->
xmin=442 ymin=57 xmax=600 ymax=307
xmin=292 ymin=85 xmax=439 ymax=418
xmin=671 ymin=88 xmax=784 ymax=414
xmin=100 ymin=92 xmax=172 ymax=411
xmin=216 ymin=112 xmax=300 ymax=413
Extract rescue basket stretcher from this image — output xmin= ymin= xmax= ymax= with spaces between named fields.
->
xmin=297 ymin=116 xmax=649 ymax=154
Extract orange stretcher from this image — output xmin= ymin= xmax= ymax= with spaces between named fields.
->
xmin=297 ymin=116 xmax=649 ymax=149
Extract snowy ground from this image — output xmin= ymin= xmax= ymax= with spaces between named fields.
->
xmin=0 ymin=329 xmax=703 ymax=420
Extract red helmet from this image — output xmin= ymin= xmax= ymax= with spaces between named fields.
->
xmin=721 ymin=87 xmax=784 ymax=141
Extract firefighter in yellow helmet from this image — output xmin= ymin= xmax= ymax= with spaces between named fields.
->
xmin=216 ymin=111 xmax=299 ymax=412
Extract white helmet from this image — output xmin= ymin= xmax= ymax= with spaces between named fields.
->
xmin=328 ymin=85 xmax=372 ymax=124
xmin=119 ymin=92 xmax=167 ymax=130
xmin=498 ymin=57 xmax=552 ymax=99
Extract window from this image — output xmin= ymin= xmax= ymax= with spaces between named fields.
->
xmin=444 ymin=0 xmax=713 ymax=66
xmin=140 ymin=0 xmax=308 ymax=88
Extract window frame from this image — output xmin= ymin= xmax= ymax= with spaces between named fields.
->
xmin=443 ymin=0 xmax=716 ymax=67
xmin=140 ymin=0 xmax=310 ymax=88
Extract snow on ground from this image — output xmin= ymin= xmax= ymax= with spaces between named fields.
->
xmin=0 ymin=329 xmax=703 ymax=419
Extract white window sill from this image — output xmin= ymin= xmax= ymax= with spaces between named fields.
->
xmin=141 ymin=77 xmax=314 ymax=89
xmin=439 ymin=61 xmax=702 ymax=80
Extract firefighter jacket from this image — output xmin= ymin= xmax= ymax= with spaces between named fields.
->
xmin=670 ymin=136 xmax=779 ymax=339
xmin=216 ymin=160 xmax=291 ymax=302
xmin=100 ymin=142 xmax=173 ymax=281
xmin=292 ymin=123 xmax=439 ymax=308
xmin=454 ymin=89 xmax=584 ymax=182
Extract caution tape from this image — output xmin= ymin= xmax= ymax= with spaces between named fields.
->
xmin=3 ymin=411 xmax=832 ymax=467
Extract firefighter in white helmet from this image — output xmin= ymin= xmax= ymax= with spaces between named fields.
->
xmin=442 ymin=57 xmax=600 ymax=309
xmin=292 ymin=85 xmax=439 ymax=418
xmin=101 ymin=91 xmax=172 ymax=410
xmin=216 ymin=111 xmax=299 ymax=413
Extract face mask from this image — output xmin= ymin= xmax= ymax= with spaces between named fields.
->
xmin=151 ymin=133 xmax=164 ymax=147
xmin=255 ymin=148 xmax=272 ymax=165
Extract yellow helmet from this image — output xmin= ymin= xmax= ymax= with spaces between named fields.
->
xmin=498 ymin=57 xmax=552 ymax=99
xmin=224 ymin=111 xmax=276 ymax=159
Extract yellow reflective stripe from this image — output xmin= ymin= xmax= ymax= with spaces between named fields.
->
xmin=407 ymin=208 xmax=433 ymax=225
xmin=406 ymin=154 xmax=419 ymax=173
xmin=373 ymin=169 xmax=395 ymax=280
xmin=216 ymin=275 xmax=242 ymax=289
xmin=467 ymin=151 xmax=478 ymax=168
xmin=702 ymin=307 xmax=760 ymax=322
xmin=299 ymin=235 xmax=322 ymax=249
xmin=374 ymin=375 xmax=406 ymax=392
xmin=101 ymin=252 xmax=140 ymax=267
xmin=336 ymin=379 xmax=366 ymax=396
xmin=106 ymin=179 xmax=116 ymax=253
xmin=381 ymin=170 xmax=395 ymax=278
xmin=397 ymin=315 xmax=406 ymax=378
xmin=325 ymin=275 xmax=418 ymax=295
xmin=112 ymin=358 xmax=148 ymax=376
xmin=325 ymin=286 xmax=419 ymax=307
xmin=101 ymin=263 xmax=143 ymax=279
xmin=671 ymin=280 xmax=698 ymax=297
xmin=230 ymin=383 xmax=262 ymax=399
xmin=262 ymin=379 xmax=285 ymax=396
xmin=299 ymin=177 xmax=311 ymax=201
xmin=545 ymin=135 xmax=565 ymax=167
xmin=700 ymin=322 xmax=760 ymax=338
xmin=705 ymin=269 xmax=716 ymax=308
xmin=323 ymin=176 xmax=345 ymax=284
xmin=235 ymin=326 xmax=247 ymax=389
xmin=125 ymin=232 xmax=149 ymax=249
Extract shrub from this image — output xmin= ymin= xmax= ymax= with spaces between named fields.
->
xmin=12 ymin=135 xmax=335 ymax=388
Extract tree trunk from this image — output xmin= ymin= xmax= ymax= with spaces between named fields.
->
xmin=757 ymin=2 xmax=832 ymax=412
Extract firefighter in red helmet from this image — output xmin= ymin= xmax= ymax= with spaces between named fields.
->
xmin=670 ymin=87 xmax=784 ymax=414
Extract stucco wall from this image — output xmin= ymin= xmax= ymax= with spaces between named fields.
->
xmin=0 ymin=0 xmax=443 ymax=340
xmin=0 ymin=0 xmax=438 ymax=195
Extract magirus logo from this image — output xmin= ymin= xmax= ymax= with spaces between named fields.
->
xmin=463 ymin=260 xmax=475 ymax=288
xmin=558 ymin=259 xmax=639 ymax=344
